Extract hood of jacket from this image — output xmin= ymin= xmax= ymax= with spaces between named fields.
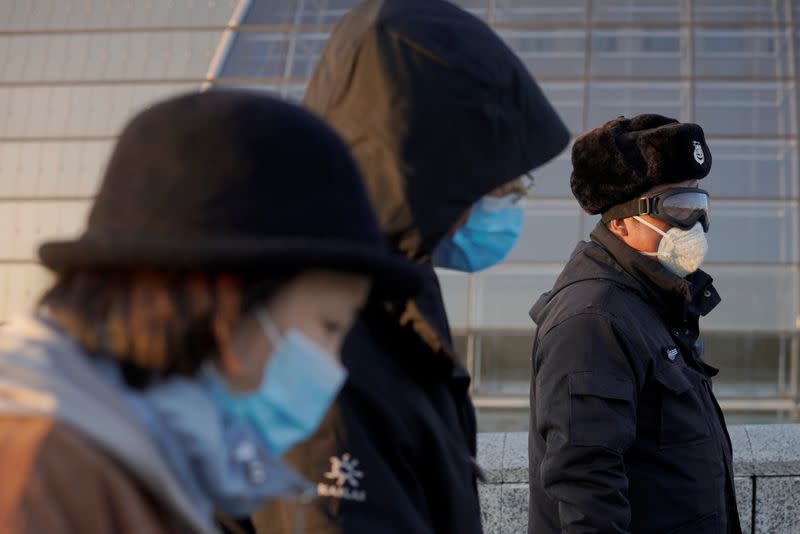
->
xmin=305 ymin=0 xmax=569 ymax=357
xmin=304 ymin=0 xmax=570 ymax=260
xmin=0 ymin=314 xmax=216 ymax=534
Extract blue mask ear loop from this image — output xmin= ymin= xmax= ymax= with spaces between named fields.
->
xmin=256 ymin=308 xmax=282 ymax=347
xmin=255 ymin=307 xmax=322 ymax=530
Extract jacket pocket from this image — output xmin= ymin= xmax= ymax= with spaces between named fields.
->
xmin=655 ymin=365 xmax=712 ymax=449
xmin=568 ymin=372 xmax=635 ymax=452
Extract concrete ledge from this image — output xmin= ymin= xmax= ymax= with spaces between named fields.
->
xmin=478 ymin=425 xmax=800 ymax=534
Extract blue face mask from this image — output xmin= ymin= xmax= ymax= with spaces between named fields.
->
xmin=203 ymin=309 xmax=348 ymax=456
xmin=432 ymin=194 xmax=524 ymax=272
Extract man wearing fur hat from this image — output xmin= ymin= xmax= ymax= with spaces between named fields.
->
xmin=528 ymin=115 xmax=742 ymax=534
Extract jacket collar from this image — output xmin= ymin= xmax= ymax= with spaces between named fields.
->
xmin=589 ymin=222 xmax=719 ymax=319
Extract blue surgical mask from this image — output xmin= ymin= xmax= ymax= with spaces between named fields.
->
xmin=203 ymin=309 xmax=348 ymax=456
xmin=432 ymin=194 xmax=524 ymax=272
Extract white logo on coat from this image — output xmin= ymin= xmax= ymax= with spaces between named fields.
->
xmin=317 ymin=453 xmax=367 ymax=502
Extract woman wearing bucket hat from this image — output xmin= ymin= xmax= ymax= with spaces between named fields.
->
xmin=0 ymin=90 xmax=421 ymax=534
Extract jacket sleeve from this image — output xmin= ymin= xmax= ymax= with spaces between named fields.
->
xmin=533 ymin=313 xmax=638 ymax=534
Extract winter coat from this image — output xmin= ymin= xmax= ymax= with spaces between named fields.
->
xmin=249 ymin=0 xmax=569 ymax=532
xmin=0 ymin=315 xmax=217 ymax=534
xmin=527 ymin=223 xmax=742 ymax=534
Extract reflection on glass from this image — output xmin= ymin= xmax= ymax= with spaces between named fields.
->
xmin=693 ymin=0 xmax=789 ymax=23
xmin=476 ymin=334 xmax=533 ymax=394
xmin=498 ymin=30 xmax=585 ymax=78
xmin=494 ymin=0 xmax=587 ymax=25
xmin=220 ymin=33 xmax=289 ymax=79
xmin=695 ymin=82 xmax=796 ymax=137
xmin=695 ymin=29 xmax=789 ymax=79
xmin=588 ymin=82 xmax=690 ymax=126
xmin=703 ymin=333 xmax=796 ymax=398
xmin=592 ymin=0 xmax=686 ymax=23
xmin=704 ymin=140 xmax=798 ymax=200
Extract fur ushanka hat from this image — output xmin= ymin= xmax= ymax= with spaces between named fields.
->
xmin=570 ymin=114 xmax=712 ymax=215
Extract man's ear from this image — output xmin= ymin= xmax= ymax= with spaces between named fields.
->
xmin=607 ymin=218 xmax=630 ymax=238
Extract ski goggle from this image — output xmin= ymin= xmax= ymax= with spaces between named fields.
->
xmin=601 ymin=187 xmax=711 ymax=232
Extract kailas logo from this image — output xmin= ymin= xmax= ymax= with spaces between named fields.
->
xmin=692 ymin=141 xmax=705 ymax=165
xmin=317 ymin=453 xmax=366 ymax=502
xmin=665 ymin=347 xmax=679 ymax=361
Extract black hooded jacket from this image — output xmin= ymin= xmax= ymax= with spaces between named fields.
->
xmin=249 ymin=1 xmax=569 ymax=533
xmin=527 ymin=223 xmax=742 ymax=534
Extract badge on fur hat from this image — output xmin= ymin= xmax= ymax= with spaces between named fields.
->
xmin=692 ymin=141 xmax=705 ymax=164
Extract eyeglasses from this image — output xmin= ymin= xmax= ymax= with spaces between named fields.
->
xmin=510 ymin=172 xmax=536 ymax=204
xmin=601 ymin=187 xmax=711 ymax=232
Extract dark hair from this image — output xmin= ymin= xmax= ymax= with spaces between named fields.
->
xmin=39 ymin=269 xmax=286 ymax=388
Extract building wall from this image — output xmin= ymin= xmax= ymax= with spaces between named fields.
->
xmin=0 ymin=0 xmax=798 ymax=429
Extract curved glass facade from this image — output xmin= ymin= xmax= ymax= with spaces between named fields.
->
xmin=1 ymin=0 xmax=798 ymax=429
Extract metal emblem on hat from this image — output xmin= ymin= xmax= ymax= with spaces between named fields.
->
xmin=692 ymin=141 xmax=705 ymax=164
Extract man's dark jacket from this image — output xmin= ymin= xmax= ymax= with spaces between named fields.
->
xmin=527 ymin=223 xmax=742 ymax=534
xmin=249 ymin=1 xmax=569 ymax=533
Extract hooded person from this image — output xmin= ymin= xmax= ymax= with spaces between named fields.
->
xmin=0 ymin=89 xmax=424 ymax=534
xmin=248 ymin=1 xmax=570 ymax=533
xmin=527 ymin=114 xmax=742 ymax=533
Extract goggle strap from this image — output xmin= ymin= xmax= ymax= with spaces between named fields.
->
xmin=601 ymin=196 xmax=649 ymax=224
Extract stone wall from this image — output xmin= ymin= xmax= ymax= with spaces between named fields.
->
xmin=478 ymin=425 xmax=800 ymax=534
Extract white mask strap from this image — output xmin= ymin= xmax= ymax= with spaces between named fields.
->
xmin=256 ymin=308 xmax=282 ymax=345
xmin=633 ymin=215 xmax=669 ymax=238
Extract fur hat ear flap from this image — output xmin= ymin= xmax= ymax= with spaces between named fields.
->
xmin=570 ymin=114 xmax=712 ymax=215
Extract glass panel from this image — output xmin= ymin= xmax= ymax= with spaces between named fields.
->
xmin=288 ymin=32 xmax=330 ymax=79
xmin=0 ymin=83 xmax=198 ymax=139
xmin=297 ymin=0 xmax=362 ymax=24
xmin=592 ymin=0 xmax=688 ymax=23
xmin=219 ymin=32 xmax=290 ymax=79
xmin=283 ymin=83 xmax=307 ymax=101
xmin=498 ymin=30 xmax=586 ymax=78
xmin=695 ymin=29 xmax=791 ymax=79
xmin=591 ymin=29 xmax=689 ymax=78
xmin=0 ymin=200 xmax=90 ymax=261
xmin=702 ymin=265 xmax=799 ymax=332
xmin=506 ymin=201 xmax=583 ymax=263
xmin=436 ymin=269 xmax=470 ymax=330
xmin=707 ymin=201 xmax=798 ymax=263
xmin=694 ymin=0 xmax=790 ymax=24
xmin=704 ymin=140 xmax=798 ymax=200
xmin=476 ymin=407 xmax=529 ymax=433
xmin=474 ymin=266 xmax=562 ymax=329
xmin=0 ymin=0 xmax=238 ymax=31
xmin=493 ymin=0 xmax=587 ymax=25
xmin=587 ymin=82 xmax=690 ymax=127
xmin=702 ymin=332 xmax=792 ymax=398
xmin=529 ymin=140 xmax=574 ymax=199
xmin=0 ymin=264 xmax=53 ymax=320
xmin=243 ymin=0 xmax=295 ymax=24
xmin=476 ymin=334 xmax=533 ymax=394
xmin=0 ymin=31 xmax=223 ymax=82
xmin=538 ymin=83 xmax=583 ymax=134
xmin=0 ymin=141 xmax=110 ymax=198
xmin=452 ymin=335 xmax=469 ymax=367
xmin=694 ymin=82 xmax=796 ymax=137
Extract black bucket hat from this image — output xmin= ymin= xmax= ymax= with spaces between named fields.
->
xmin=39 ymin=90 xmax=423 ymax=297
